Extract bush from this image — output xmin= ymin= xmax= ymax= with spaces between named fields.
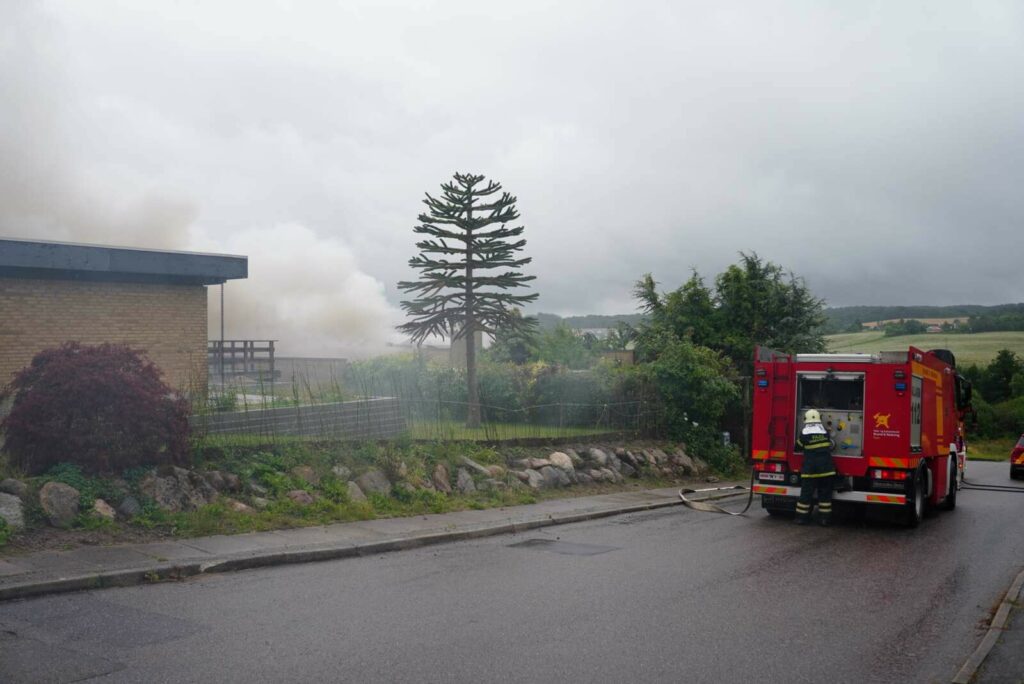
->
xmin=1 ymin=342 xmax=190 ymax=475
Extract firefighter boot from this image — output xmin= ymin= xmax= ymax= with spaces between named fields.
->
xmin=818 ymin=501 xmax=832 ymax=526
xmin=795 ymin=500 xmax=812 ymax=524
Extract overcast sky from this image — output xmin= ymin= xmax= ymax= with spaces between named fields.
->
xmin=3 ymin=1 xmax=1023 ymax=354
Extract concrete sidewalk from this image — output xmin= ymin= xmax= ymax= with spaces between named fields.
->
xmin=0 ymin=484 xmax=748 ymax=602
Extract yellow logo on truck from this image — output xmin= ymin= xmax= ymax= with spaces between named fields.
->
xmin=873 ymin=413 xmax=892 ymax=429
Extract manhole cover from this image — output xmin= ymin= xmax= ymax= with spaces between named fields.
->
xmin=508 ymin=539 xmax=619 ymax=556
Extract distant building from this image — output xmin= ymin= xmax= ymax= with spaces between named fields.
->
xmin=926 ymin=325 xmax=942 ymax=333
xmin=0 ymin=237 xmax=247 ymax=392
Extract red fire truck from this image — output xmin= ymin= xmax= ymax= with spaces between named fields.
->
xmin=750 ymin=346 xmax=973 ymax=526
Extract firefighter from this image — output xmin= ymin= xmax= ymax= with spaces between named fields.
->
xmin=794 ymin=409 xmax=836 ymax=526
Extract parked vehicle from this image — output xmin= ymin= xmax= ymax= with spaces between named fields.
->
xmin=1011 ymin=435 xmax=1024 ymax=480
xmin=750 ymin=346 xmax=973 ymax=526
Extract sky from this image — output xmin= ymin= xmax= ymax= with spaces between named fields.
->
xmin=2 ymin=0 xmax=1023 ymax=356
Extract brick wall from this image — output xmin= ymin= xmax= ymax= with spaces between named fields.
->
xmin=0 ymin=277 xmax=208 ymax=392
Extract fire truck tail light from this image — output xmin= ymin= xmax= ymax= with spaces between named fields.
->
xmin=872 ymin=469 xmax=909 ymax=481
xmin=753 ymin=462 xmax=785 ymax=473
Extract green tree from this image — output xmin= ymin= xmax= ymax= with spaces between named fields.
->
xmin=980 ymin=349 xmax=1024 ymax=403
xmin=397 ymin=173 xmax=537 ymax=427
xmin=486 ymin=308 xmax=538 ymax=365
xmin=635 ymin=253 xmax=826 ymax=373
xmin=536 ymin=323 xmax=594 ymax=370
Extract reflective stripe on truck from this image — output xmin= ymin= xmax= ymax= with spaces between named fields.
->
xmin=752 ymin=484 xmax=907 ymax=505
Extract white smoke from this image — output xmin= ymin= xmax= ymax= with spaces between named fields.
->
xmin=197 ymin=224 xmax=400 ymax=358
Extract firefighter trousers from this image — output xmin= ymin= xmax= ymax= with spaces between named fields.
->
xmin=796 ymin=475 xmax=833 ymax=522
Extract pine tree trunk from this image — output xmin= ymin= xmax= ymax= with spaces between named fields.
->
xmin=464 ymin=199 xmax=481 ymax=428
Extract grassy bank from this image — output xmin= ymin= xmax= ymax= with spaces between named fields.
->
xmin=967 ymin=438 xmax=1016 ymax=462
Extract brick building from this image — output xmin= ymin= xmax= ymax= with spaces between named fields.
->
xmin=0 ymin=238 xmax=247 ymax=393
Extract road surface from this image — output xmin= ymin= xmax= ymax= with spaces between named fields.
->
xmin=1 ymin=461 xmax=1022 ymax=683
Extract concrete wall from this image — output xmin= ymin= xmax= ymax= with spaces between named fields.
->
xmin=194 ymin=397 xmax=405 ymax=439
xmin=0 ymin=277 xmax=208 ymax=391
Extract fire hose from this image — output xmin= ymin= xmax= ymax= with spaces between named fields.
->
xmin=961 ymin=477 xmax=1024 ymax=494
xmin=678 ymin=468 xmax=755 ymax=515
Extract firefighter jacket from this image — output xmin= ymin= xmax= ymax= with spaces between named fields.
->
xmin=795 ymin=426 xmax=835 ymax=478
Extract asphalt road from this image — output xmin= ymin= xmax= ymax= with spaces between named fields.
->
xmin=2 ymin=461 xmax=1022 ymax=684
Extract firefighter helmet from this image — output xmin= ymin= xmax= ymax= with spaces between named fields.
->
xmin=804 ymin=409 xmax=822 ymax=424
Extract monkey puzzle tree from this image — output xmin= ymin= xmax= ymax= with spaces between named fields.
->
xmin=398 ymin=173 xmax=537 ymax=427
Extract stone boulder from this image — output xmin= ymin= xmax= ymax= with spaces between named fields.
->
xmin=460 ymin=456 xmax=492 ymax=477
xmin=540 ymin=466 xmax=570 ymax=488
xmin=203 ymin=470 xmax=226 ymax=492
xmin=252 ymin=497 xmax=270 ymax=510
xmin=692 ymin=456 xmax=710 ymax=475
xmin=600 ymin=467 xmax=621 ymax=483
xmin=456 ymin=468 xmax=476 ymax=494
xmin=0 ymin=492 xmax=25 ymax=531
xmin=651 ymin=448 xmax=670 ymax=465
xmin=486 ymin=465 xmax=506 ymax=478
xmin=576 ymin=471 xmax=594 ymax=485
xmin=225 ymin=499 xmax=256 ymax=514
xmin=620 ymin=451 xmax=642 ymax=471
xmin=548 ymin=452 xmax=574 ymax=472
xmin=92 ymin=499 xmax=116 ymax=521
xmin=673 ymin=450 xmax=696 ymax=476
xmin=511 ymin=458 xmax=532 ymax=470
xmin=139 ymin=467 xmax=217 ymax=513
xmin=0 ymin=478 xmax=28 ymax=500
xmin=117 ymin=496 xmax=142 ymax=519
xmin=39 ymin=481 xmax=80 ymax=528
xmin=565 ymin=449 xmax=585 ymax=468
xmin=287 ymin=490 xmax=315 ymax=505
xmin=524 ymin=469 xmax=545 ymax=490
xmin=527 ymin=457 xmax=552 ymax=470
xmin=356 ymin=469 xmax=391 ymax=496
xmin=588 ymin=468 xmax=606 ymax=482
xmin=512 ymin=470 xmax=530 ymax=483
xmin=332 ymin=464 xmax=352 ymax=480
xmin=620 ymin=462 xmax=637 ymax=478
xmin=347 ymin=481 xmax=367 ymax=502
xmin=432 ymin=463 xmax=453 ymax=494
xmin=291 ymin=465 xmax=320 ymax=486
xmin=587 ymin=448 xmax=609 ymax=467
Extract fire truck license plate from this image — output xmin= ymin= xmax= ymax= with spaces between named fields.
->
xmin=759 ymin=473 xmax=785 ymax=482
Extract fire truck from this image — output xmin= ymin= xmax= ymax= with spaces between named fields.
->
xmin=750 ymin=346 xmax=973 ymax=526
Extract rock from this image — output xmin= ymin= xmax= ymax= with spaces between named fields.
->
xmin=140 ymin=467 xmax=217 ymax=512
xmin=356 ymin=469 xmax=391 ymax=496
xmin=252 ymin=497 xmax=270 ymax=510
xmin=0 ymin=492 xmax=25 ymax=531
xmin=607 ymin=454 xmax=622 ymax=472
xmin=224 ymin=498 xmax=256 ymax=514
xmin=615 ymin=447 xmax=627 ymax=458
xmin=347 ymin=481 xmax=367 ymax=502
xmin=620 ymin=451 xmax=641 ymax=470
xmin=398 ymin=482 xmax=416 ymax=495
xmin=287 ymin=490 xmax=315 ymax=505
xmin=621 ymin=462 xmax=637 ymax=478
xmin=527 ymin=457 xmax=551 ymax=470
xmin=456 ymin=468 xmax=476 ymax=494
xmin=576 ymin=472 xmax=594 ymax=485
xmin=331 ymin=465 xmax=352 ymax=480
xmin=480 ymin=478 xmax=506 ymax=491
xmin=92 ymin=499 xmax=116 ymax=521
xmin=565 ymin=449 xmax=585 ymax=468
xmin=588 ymin=468 xmax=605 ymax=482
xmin=651 ymin=448 xmax=670 ymax=465
xmin=460 ymin=456 xmax=492 ymax=477
xmin=674 ymin=450 xmax=696 ymax=475
xmin=249 ymin=481 xmax=268 ymax=496
xmin=486 ymin=465 xmax=506 ymax=478
xmin=642 ymin=450 xmax=657 ymax=466
xmin=524 ymin=469 xmax=545 ymax=490
xmin=221 ymin=472 xmax=242 ymax=493
xmin=203 ymin=470 xmax=226 ymax=492
xmin=587 ymin=448 xmax=609 ymax=467
xmin=39 ymin=482 xmax=80 ymax=528
xmin=540 ymin=466 xmax=570 ymax=488
xmin=692 ymin=456 xmax=710 ymax=475
xmin=548 ymin=452 xmax=574 ymax=472
xmin=600 ymin=467 xmax=620 ymax=484
xmin=511 ymin=459 xmax=532 ymax=470
xmin=0 ymin=478 xmax=28 ymax=499
xmin=705 ymin=475 xmax=720 ymax=483
xmin=512 ymin=470 xmax=530 ymax=483
xmin=117 ymin=496 xmax=142 ymax=519
xmin=291 ymin=465 xmax=320 ymax=486
xmin=432 ymin=463 xmax=453 ymax=494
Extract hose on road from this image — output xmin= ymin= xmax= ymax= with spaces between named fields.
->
xmin=678 ymin=468 xmax=755 ymax=516
xmin=961 ymin=477 xmax=1024 ymax=494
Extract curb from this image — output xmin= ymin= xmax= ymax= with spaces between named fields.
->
xmin=0 ymin=489 xmax=748 ymax=603
xmin=952 ymin=566 xmax=1024 ymax=684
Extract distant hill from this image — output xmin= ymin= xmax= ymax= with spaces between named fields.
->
xmin=537 ymin=312 xmax=646 ymax=331
xmin=826 ymin=330 xmax=1024 ymax=367
xmin=825 ymin=304 xmax=1024 ymax=333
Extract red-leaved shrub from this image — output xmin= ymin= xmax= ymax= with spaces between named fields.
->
xmin=1 ymin=343 xmax=190 ymax=475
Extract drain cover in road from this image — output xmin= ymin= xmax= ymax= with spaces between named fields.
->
xmin=509 ymin=539 xmax=618 ymax=556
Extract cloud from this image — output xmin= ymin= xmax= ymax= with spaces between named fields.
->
xmin=4 ymin=0 xmax=1024 ymax=338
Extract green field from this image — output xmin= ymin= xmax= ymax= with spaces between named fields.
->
xmin=825 ymin=331 xmax=1024 ymax=367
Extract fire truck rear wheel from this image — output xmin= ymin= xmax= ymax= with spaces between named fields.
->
xmin=939 ymin=455 xmax=957 ymax=511
xmin=904 ymin=467 xmax=926 ymax=527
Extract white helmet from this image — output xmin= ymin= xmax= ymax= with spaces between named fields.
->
xmin=804 ymin=409 xmax=822 ymax=424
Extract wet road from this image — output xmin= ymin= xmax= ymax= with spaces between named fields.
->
xmin=1 ymin=461 xmax=1022 ymax=683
